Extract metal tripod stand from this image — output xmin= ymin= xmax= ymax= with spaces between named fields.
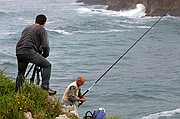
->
xmin=25 ymin=64 xmax=43 ymax=85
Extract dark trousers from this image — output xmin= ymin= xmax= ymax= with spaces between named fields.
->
xmin=16 ymin=53 xmax=51 ymax=91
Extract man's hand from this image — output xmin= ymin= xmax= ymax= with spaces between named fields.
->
xmin=78 ymin=97 xmax=86 ymax=102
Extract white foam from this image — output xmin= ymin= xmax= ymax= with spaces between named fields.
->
xmin=74 ymin=29 xmax=131 ymax=34
xmin=47 ymin=29 xmax=72 ymax=35
xmin=0 ymin=32 xmax=15 ymax=35
xmin=141 ymin=108 xmax=180 ymax=119
xmin=54 ymin=30 xmax=72 ymax=35
xmin=119 ymin=24 xmax=151 ymax=29
xmin=77 ymin=4 xmax=146 ymax=18
xmin=104 ymin=4 xmax=146 ymax=18
xmin=77 ymin=7 xmax=92 ymax=14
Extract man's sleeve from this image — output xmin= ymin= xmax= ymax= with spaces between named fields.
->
xmin=78 ymin=88 xmax=82 ymax=98
xmin=41 ymin=30 xmax=50 ymax=58
xmin=68 ymin=86 xmax=79 ymax=102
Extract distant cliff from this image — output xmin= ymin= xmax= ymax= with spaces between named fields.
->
xmin=76 ymin=0 xmax=180 ymax=16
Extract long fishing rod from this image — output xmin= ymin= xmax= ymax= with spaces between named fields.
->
xmin=78 ymin=5 xmax=174 ymax=107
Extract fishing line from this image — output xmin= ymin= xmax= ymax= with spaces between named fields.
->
xmin=78 ymin=5 xmax=174 ymax=107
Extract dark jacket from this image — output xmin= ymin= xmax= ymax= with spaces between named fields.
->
xmin=16 ymin=24 xmax=50 ymax=58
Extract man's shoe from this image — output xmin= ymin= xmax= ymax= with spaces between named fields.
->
xmin=47 ymin=89 xmax=57 ymax=95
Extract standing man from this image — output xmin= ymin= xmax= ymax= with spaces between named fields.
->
xmin=15 ymin=14 xmax=56 ymax=95
xmin=61 ymin=75 xmax=86 ymax=117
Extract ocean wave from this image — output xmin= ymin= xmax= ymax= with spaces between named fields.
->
xmin=0 ymin=60 xmax=16 ymax=67
xmin=119 ymin=24 xmax=151 ymax=29
xmin=47 ymin=29 xmax=72 ymax=35
xmin=127 ymin=93 xmax=159 ymax=101
xmin=0 ymin=31 xmax=16 ymax=36
xmin=77 ymin=7 xmax=94 ymax=14
xmin=104 ymin=4 xmax=146 ymax=18
xmin=0 ymin=10 xmax=8 ymax=16
xmin=140 ymin=108 xmax=180 ymax=119
xmin=77 ymin=4 xmax=146 ymax=18
xmin=72 ymin=1 xmax=86 ymax=6
xmin=74 ymin=29 xmax=131 ymax=34
xmin=0 ymin=52 xmax=16 ymax=59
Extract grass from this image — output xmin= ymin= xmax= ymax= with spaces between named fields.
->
xmin=106 ymin=115 xmax=121 ymax=119
xmin=0 ymin=68 xmax=121 ymax=119
xmin=0 ymin=69 xmax=77 ymax=119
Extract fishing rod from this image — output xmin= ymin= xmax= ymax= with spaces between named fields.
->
xmin=78 ymin=5 xmax=174 ymax=107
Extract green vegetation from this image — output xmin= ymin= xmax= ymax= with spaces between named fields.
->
xmin=106 ymin=115 xmax=121 ymax=119
xmin=0 ymin=69 xmax=121 ymax=119
xmin=0 ymin=69 xmax=77 ymax=119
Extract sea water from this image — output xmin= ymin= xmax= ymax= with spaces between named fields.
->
xmin=0 ymin=0 xmax=180 ymax=119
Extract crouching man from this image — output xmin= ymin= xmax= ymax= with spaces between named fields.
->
xmin=61 ymin=75 xmax=86 ymax=118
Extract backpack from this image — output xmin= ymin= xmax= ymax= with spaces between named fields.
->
xmin=83 ymin=111 xmax=95 ymax=119
xmin=93 ymin=108 xmax=106 ymax=119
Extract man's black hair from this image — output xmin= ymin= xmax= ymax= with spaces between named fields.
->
xmin=35 ymin=14 xmax=47 ymax=25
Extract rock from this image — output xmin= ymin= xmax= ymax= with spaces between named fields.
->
xmin=146 ymin=0 xmax=180 ymax=16
xmin=55 ymin=114 xmax=70 ymax=119
xmin=23 ymin=96 xmax=75 ymax=119
xmin=107 ymin=0 xmax=180 ymax=16
xmin=24 ymin=112 xmax=33 ymax=119
xmin=61 ymin=105 xmax=79 ymax=118
xmin=77 ymin=0 xmax=180 ymax=16
xmin=107 ymin=0 xmax=147 ymax=11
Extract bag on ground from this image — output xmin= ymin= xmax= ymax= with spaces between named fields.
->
xmin=83 ymin=111 xmax=94 ymax=119
xmin=93 ymin=108 xmax=106 ymax=119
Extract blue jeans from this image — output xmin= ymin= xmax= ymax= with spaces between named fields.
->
xmin=16 ymin=53 xmax=51 ymax=91
xmin=61 ymin=99 xmax=72 ymax=106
